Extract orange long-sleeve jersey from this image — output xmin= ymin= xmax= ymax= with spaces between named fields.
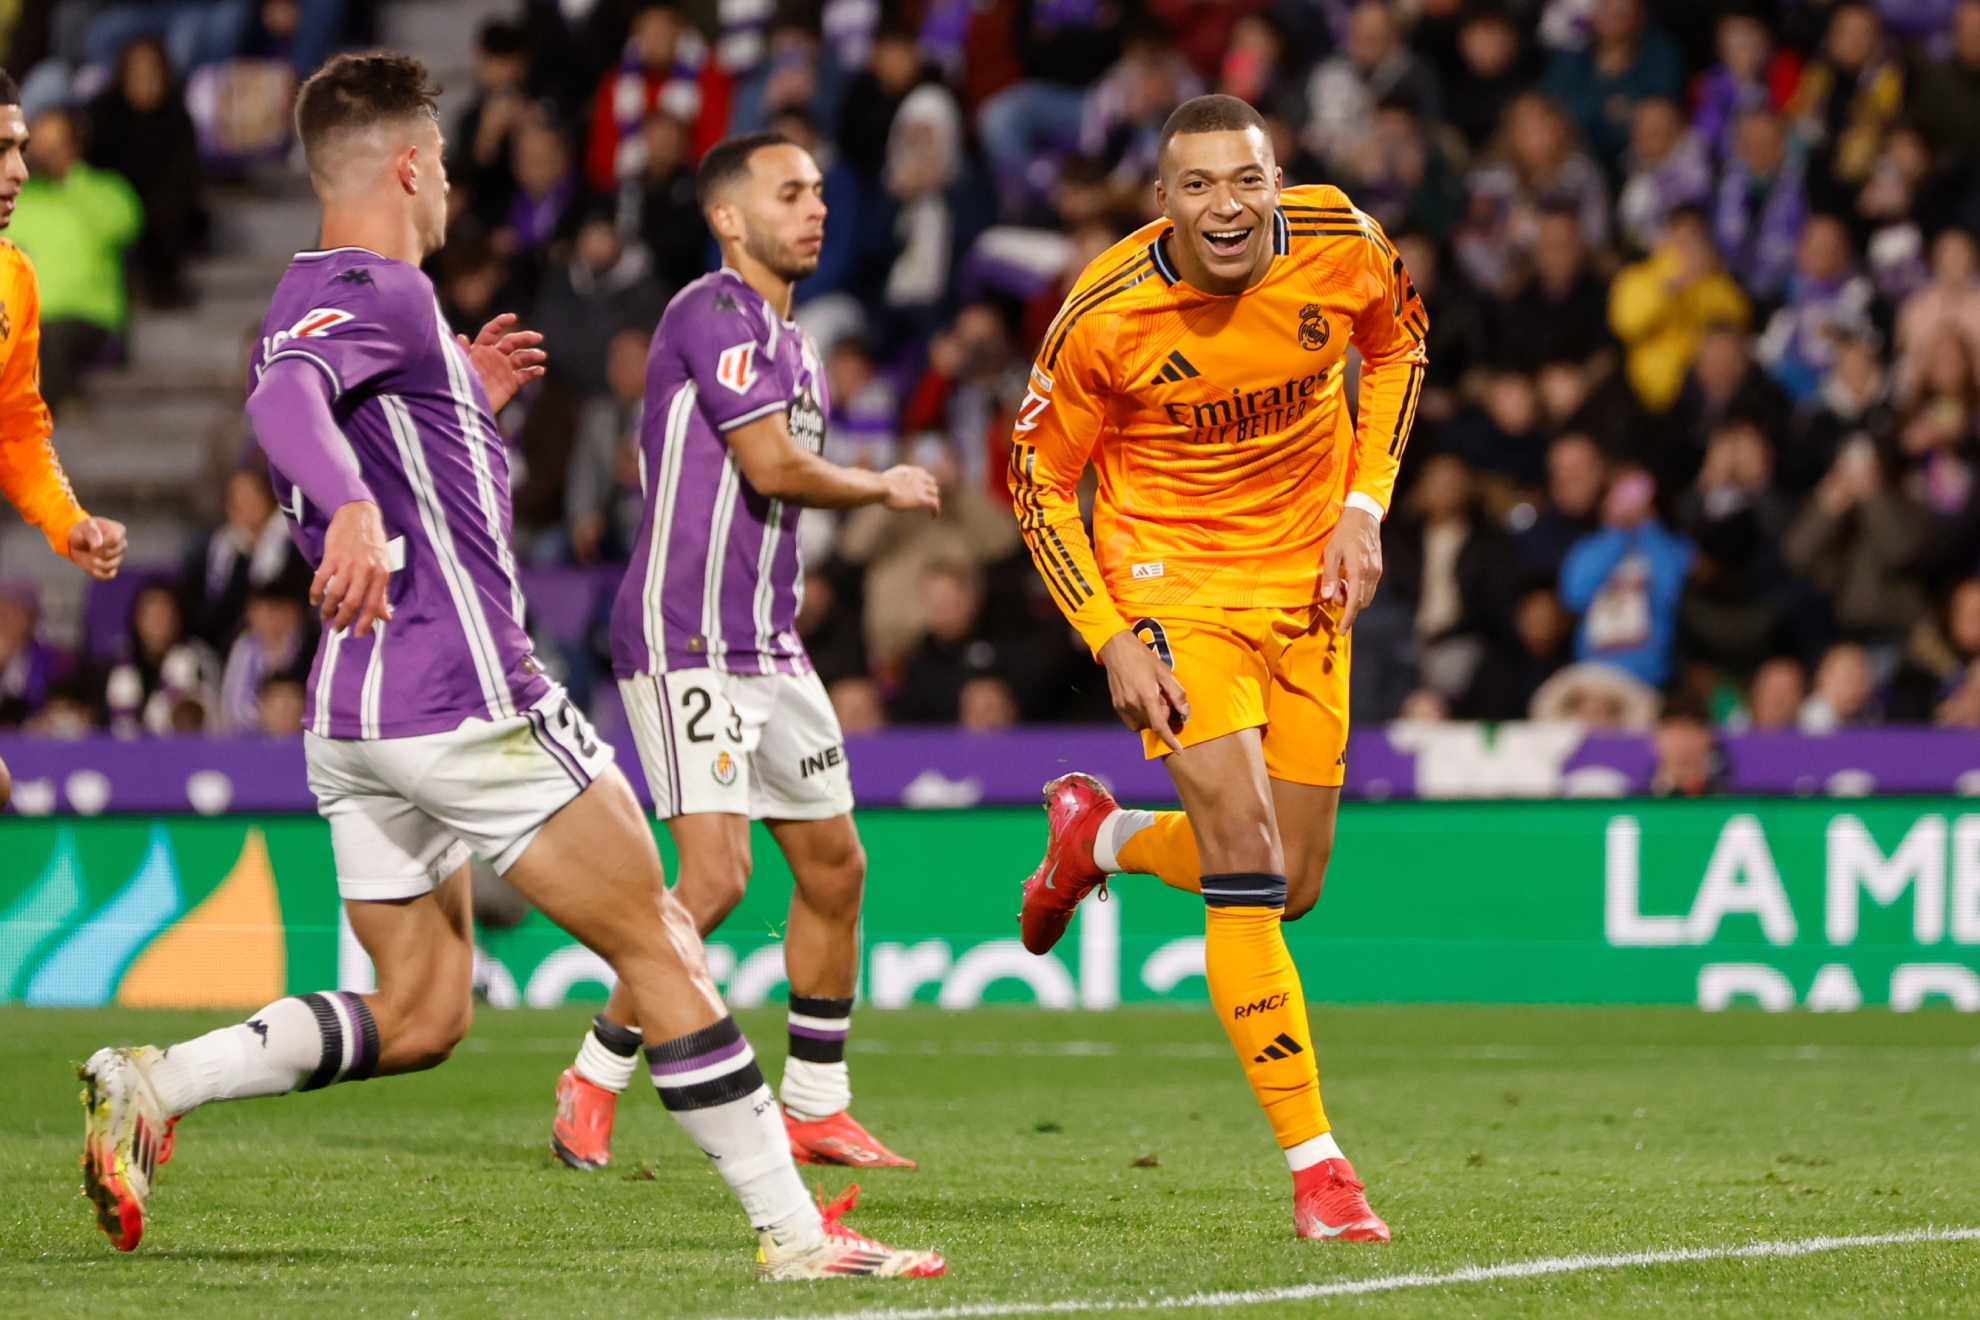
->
xmin=1008 ymin=184 xmax=1428 ymax=655
xmin=0 ymin=241 xmax=84 ymax=556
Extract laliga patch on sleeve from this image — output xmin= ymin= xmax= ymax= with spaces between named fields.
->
xmin=716 ymin=342 xmax=758 ymax=394
xmin=288 ymin=308 xmax=355 ymax=338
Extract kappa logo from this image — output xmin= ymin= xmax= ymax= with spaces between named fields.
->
xmin=247 ymin=1018 xmax=270 ymax=1047
xmin=1233 ymin=992 xmax=1291 ymax=1019
xmin=712 ymin=292 xmax=740 ymax=313
xmin=1298 ymin=303 xmax=1329 ymax=351
xmin=716 ymin=342 xmax=758 ymax=394
xmin=711 ymin=750 xmax=738 ymax=786
xmin=335 ymin=267 xmax=375 ymax=286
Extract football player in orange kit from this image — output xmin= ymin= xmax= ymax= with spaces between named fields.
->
xmin=1009 ymin=94 xmax=1425 ymax=1242
xmin=0 ymin=75 xmax=130 ymax=804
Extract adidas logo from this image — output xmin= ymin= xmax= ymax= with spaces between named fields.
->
xmin=1148 ymin=349 xmax=1200 ymax=386
xmin=1253 ymin=1033 xmax=1305 ymax=1063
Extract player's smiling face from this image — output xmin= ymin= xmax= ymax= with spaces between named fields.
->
xmin=0 ymin=105 xmax=26 ymax=229
xmin=1156 ymin=126 xmax=1281 ymax=295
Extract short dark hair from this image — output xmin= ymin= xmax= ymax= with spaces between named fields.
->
xmin=295 ymin=52 xmax=441 ymax=170
xmin=0 ymin=69 xmax=21 ymax=106
xmin=1157 ymin=94 xmax=1270 ymax=175
xmin=695 ymin=130 xmax=795 ymax=210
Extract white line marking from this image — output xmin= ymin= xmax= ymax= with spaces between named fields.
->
xmin=728 ymin=1227 xmax=1980 ymax=1320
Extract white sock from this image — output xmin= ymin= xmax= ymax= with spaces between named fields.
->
xmin=147 ymin=993 xmax=377 ymax=1116
xmin=649 ymin=1017 xmax=823 ymax=1249
xmin=1285 ymin=1131 xmax=1344 ymax=1172
xmin=780 ymin=1056 xmax=850 ymax=1122
xmin=573 ymin=1015 xmax=642 ymax=1093
xmin=1092 ymin=808 xmax=1155 ymax=873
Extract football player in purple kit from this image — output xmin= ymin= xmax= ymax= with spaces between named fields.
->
xmin=74 ymin=55 xmax=942 ymax=1281
xmin=548 ymin=133 xmax=940 ymax=1173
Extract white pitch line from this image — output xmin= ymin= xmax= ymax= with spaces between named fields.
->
xmin=730 ymin=1226 xmax=1980 ymax=1320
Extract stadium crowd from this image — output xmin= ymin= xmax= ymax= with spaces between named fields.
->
xmin=11 ymin=0 xmax=1980 ymax=749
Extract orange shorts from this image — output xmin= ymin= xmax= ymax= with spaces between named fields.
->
xmin=1130 ymin=602 xmax=1351 ymax=787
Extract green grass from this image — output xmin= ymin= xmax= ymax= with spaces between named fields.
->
xmin=3 ymin=1004 xmax=1979 ymax=1318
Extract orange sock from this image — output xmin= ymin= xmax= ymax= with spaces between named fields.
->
xmin=1112 ymin=810 xmax=1201 ymax=893
xmin=1201 ymin=871 xmax=1329 ymax=1150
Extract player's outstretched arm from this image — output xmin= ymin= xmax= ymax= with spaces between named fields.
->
xmin=0 ymin=267 xmax=117 ymax=575
xmin=457 ymin=312 xmax=546 ymax=413
xmin=245 ymin=358 xmax=393 ymax=636
xmin=724 ymin=410 xmax=939 ymax=514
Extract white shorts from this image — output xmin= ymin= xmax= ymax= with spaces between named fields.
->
xmin=619 ymin=668 xmax=854 ymax=821
xmin=306 ymin=685 xmax=615 ymax=901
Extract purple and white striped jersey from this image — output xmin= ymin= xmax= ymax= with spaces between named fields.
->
xmin=251 ymin=247 xmax=550 ymax=738
xmin=611 ymin=268 xmax=828 ymax=679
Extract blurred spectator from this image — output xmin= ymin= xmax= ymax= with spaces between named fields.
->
xmin=1798 ymin=638 xmax=1880 ymax=730
xmin=184 ymin=467 xmax=300 ymax=648
xmin=1540 ymin=0 xmax=1685 ymax=172
xmin=1782 ymin=437 xmax=1931 ymax=641
xmin=1688 ymin=10 xmax=1799 ymax=162
xmin=1711 ymin=109 xmax=1808 ymax=304
xmin=8 ymin=108 xmax=142 ymax=409
xmin=85 ymin=37 xmax=204 ymax=309
xmin=1517 ymin=432 xmax=1608 ymax=579
xmin=1784 ymin=3 xmax=1903 ymax=210
xmin=1649 ymin=695 xmax=1724 ymax=794
xmin=823 ymin=337 xmax=900 ymax=471
xmin=102 ymin=580 xmax=219 ymax=737
xmin=1439 ymin=370 xmax=1547 ymax=486
xmin=958 ymin=674 xmax=1019 ymax=731
xmin=1559 ymin=464 xmax=1694 ymax=686
xmin=1395 ymin=230 xmax=1487 ymax=417
xmin=891 ymin=562 xmax=1005 ymax=724
xmin=0 ymin=581 xmax=55 ymax=727
xmin=27 ymin=682 xmax=95 ymax=737
xmin=1528 ymin=659 xmax=1662 ymax=729
xmin=531 ymin=210 xmax=667 ymax=402
xmin=1216 ymin=13 xmax=1302 ymax=125
xmin=585 ymin=3 xmax=731 ymax=190
xmin=836 ymin=20 xmax=930 ymax=184
xmin=1907 ymin=0 xmax=1980 ymax=224
xmin=975 ymin=0 xmax=1123 ymax=198
xmin=1890 ymin=576 xmax=1980 ymax=718
xmin=796 ymin=565 xmax=869 ymax=685
xmin=1445 ymin=5 xmax=1536 ymax=151
xmin=216 ymin=585 xmax=310 ymax=734
xmin=1080 ymin=24 xmax=1202 ymax=186
xmin=900 ymin=302 xmax=1025 ymax=495
xmin=1455 ymin=583 xmax=1574 ymax=719
xmin=1754 ymin=214 xmax=1874 ymax=402
xmin=1616 ymin=96 xmax=1712 ymax=253
xmin=829 ymin=675 xmax=886 ymax=733
xmin=1785 ymin=329 xmax=1891 ymax=492
xmin=434 ymin=233 xmax=517 ymax=339
xmin=883 ymin=77 xmax=969 ymax=325
xmin=1339 ymin=95 xmax=1467 ymax=240
xmin=1454 ymin=92 xmax=1609 ymax=295
xmin=838 ymin=471 xmax=1022 ymax=665
xmin=1740 ymin=654 xmax=1808 ymax=729
xmin=1487 ymin=206 xmax=1615 ymax=372
xmin=1934 ymin=655 xmax=1980 ymax=725
xmin=1892 ymin=334 xmax=1980 ymax=521
xmin=1662 ymin=321 xmax=1792 ymax=491
xmin=1303 ymin=0 xmax=1443 ymax=177
xmin=1676 ymin=419 xmax=1819 ymax=675
xmin=566 ymin=326 xmax=651 ymax=565
xmin=80 ymin=0 xmax=256 ymax=74
xmin=1381 ymin=453 xmax=1514 ymax=701
xmin=1609 ymin=205 xmax=1750 ymax=412
xmin=1894 ymin=228 xmax=1980 ymax=401
xmin=451 ymin=20 xmax=534 ymax=233
xmin=620 ymin=111 xmax=710 ymax=293
xmin=504 ymin=114 xmax=583 ymax=280
xmin=258 ymin=674 xmax=306 ymax=737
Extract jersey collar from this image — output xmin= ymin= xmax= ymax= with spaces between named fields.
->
xmin=1149 ymin=207 xmax=1290 ymax=286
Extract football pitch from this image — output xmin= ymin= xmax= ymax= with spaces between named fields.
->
xmin=3 ymin=1004 xmax=1978 ymax=1318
